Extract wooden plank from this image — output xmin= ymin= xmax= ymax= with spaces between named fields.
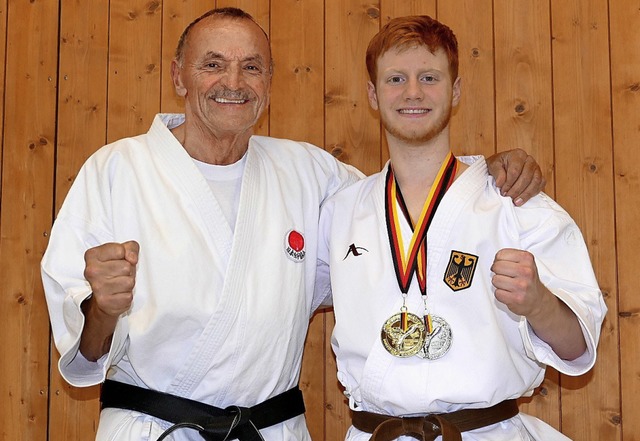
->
xmin=609 ymin=0 xmax=640 ymax=439
xmin=438 ymin=0 xmax=495 ymax=158
xmin=47 ymin=1 xmax=111 ymax=439
xmin=270 ymin=0 xmax=324 ymax=144
xmin=492 ymin=0 xmax=560 ymax=429
xmin=550 ymin=0 xmax=620 ymax=439
xmin=107 ymin=0 xmax=162 ymax=142
xmin=324 ymin=311 xmax=349 ymax=440
xmin=493 ymin=0 xmax=555 ymax=195
xmin=268 ymin=0 xmax=326 ymax=438
xmin=161 ymin=1 xmax=214 ymax=113
xmin=380 ymin=0 xmax=435 ymax=22
xmin=300 ymin=312 xmax=327 ymax=440
xmin=217 ymin=0 xmax=270 ymax=136
xmin=0 ymin=0 xmax=6 ymax=196
xmin=325 ymin=0 xmax=381 ymax=177
xmin=0 ymin=0 xmax=58 ymax=439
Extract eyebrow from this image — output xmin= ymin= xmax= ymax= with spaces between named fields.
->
xmin=201 ymin=51 xmax=266 ymax=66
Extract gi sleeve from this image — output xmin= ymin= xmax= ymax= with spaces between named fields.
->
xmin=513 ymin=193 xmax=607 ymax=376
xmin=41 ymin=162 xmax=130 ymax=387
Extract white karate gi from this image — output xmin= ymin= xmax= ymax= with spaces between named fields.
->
xmin=41 ymin=113 xmax=361 ymax=441
xmin=316 ymin=158 xmax=607 ymax=441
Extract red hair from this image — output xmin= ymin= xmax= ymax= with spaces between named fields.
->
xmin=366 ymin=15 xmax=459 ymax=84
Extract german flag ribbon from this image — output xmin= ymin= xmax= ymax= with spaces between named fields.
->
xmin=384 ymin=152 xmax=458 ymax=331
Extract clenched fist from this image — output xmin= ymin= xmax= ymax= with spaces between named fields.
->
xmin=490 ymin=248 xmax=546 ymax=318
xmin=84 ymin=240 xmax=139 ymax=317
xmin=80 ymin=240 xmax=139 ymax=361
xmin=490 ymin=248 xmax=586 ymax=360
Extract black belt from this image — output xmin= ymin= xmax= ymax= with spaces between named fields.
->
xmin=100 ymin=379 xmax=306 ymax=441
xmin=351 ymin=399 xmax=519 ymax=441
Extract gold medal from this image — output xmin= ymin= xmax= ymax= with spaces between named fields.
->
xmin=381 ymin=312 xmax=426 ymax=357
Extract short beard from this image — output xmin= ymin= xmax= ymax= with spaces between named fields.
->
xmin=382 ymin=102 xmax=452 ymax=144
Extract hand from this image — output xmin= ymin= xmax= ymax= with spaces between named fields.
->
xmin=83 ymin=241 xmax=139 ymax=317
xmin=490 ymin=248 xmax=587 ymax=360
xmin=490 ymin=248 xmax=548 ymax=318
xmin=486 ymin=149 xmax=546 ymax=206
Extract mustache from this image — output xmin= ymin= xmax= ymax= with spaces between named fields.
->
xmin=209 ymin=87 xmax=251 ymax=101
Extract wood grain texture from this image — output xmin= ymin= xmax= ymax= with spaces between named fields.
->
xmin=0 ymin=0 xmax=5 ymax=196
xmin=438 ymin=0 xmax=496 ymax=158
xmin=0 ymin=0 xmax=637 ymax=439
xmin=325 ymin=0 xmax=381 ymax=176
xmin=107 ymin=0 xmax=162 ymax=142
xmin=0 ymin=0 xmax=58 ymax=440
xmin=48 ymin=1 xmax=111 ymax=439
xmin=609 ymin=0 xmax=640 ymax=439
xmin=550 ymin=0 xmax=620 ymax=439
xmin=493 ymin=0 xmax=559 ymax=428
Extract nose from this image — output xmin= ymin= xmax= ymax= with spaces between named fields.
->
xmin=223 ymin=65 xmax=244 ymax=90
xmin=404 ymin=78 xmax=423 ymax=101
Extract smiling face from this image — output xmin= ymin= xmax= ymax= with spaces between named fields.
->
xmin=171 ymin=16 xmax=272 ymax=140
xmin=367 ymin=44 xmax=461 ymax=146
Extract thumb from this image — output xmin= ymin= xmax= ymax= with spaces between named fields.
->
xmin=122 ymin=240 xmax=140 ymax=265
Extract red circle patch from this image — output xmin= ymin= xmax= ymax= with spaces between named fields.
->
xmin=288 ymin=230 xmax=305 ymax=252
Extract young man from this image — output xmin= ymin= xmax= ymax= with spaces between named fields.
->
xmin=316 ymin=16 xmax=606 ymax=440
xmin=42 ymin=8 xmax=544 ymax=441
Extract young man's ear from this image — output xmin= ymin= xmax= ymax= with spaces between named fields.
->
xmin=367 ymin=81 xmax=379 ymax=110
xmin=452 ymin=77 xmax=462 ymax=107
xmin=171 ymin=60 xmax=187 ymax=97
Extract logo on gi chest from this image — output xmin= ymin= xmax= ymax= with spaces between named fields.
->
xmin=444 ymin=250 xmax=478 ymax=291
xmin=343 ymin=243 xmax=369 ymax=260
xmin=285 ymin=229 xmax=305 ymax=262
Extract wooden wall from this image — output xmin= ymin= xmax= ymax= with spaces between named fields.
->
xmin=0 ymin=0 xmax=637 ymax=439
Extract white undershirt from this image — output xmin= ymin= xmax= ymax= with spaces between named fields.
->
xmin=192 ymin=154 xmax=246 ymax=232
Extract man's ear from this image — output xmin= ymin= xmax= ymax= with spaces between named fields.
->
xmin=367 ymin=81 xmax=379 ymax=110
xmin=171 ymin=60 xmax=187 ymax=97
xmin=452 ymin=76 xmax=462 ymax=107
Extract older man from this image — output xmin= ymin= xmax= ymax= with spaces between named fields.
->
xmin=42 ymin=8 xmax=543 ymax=441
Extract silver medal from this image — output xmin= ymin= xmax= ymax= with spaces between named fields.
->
xmin=416 ymin=315 xmax=452 ymax=360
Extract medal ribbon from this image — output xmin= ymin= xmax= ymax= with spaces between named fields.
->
xmin=385 ymin=152 xmax=458 ymax=328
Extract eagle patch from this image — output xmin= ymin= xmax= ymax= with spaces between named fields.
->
xmin=443 ymin=250 xmax=478 ymax=292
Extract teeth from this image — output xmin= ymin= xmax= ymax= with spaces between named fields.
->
xmin=399 ymin=109 xmax=429 ymax=114
xmin=215 ymin=98 xmax=246 ymax=104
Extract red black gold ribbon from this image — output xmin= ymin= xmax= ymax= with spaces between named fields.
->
xmin=385 ymin=152 xmax=458 ymax=331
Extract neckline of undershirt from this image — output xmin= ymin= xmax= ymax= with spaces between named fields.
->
xmin=192 ymin=152 xmax=247 ymax=181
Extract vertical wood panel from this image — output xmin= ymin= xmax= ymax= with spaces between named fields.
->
xmin=380 ymin=0 xmax=435 ymax=21
xmin=0 ymin=0 xmax=58 ymax=440
xmin=107 ymin=0 xmax=162 ymax=142
xmin=550 ymin=0 xmax=620 ymax=439
xmin=610 ymin=1 xmax=640 ymax=439
xmin=270 ymin=0 xmax=324 ymax=143
xmin=438 ymin=0 xmax=495 ymax=157
xmin=0 ymin=0 xmax=637 ymax=439
xmin=493 ymin=0 xmax=560 ymax=429
xmin=0 ymin=0 xmax=6 ymax=195
xmin=269 ymin=0 xmax=326 ymax=438
xmin=325 ymin=0 xmax=381 ymax=176
xmin=48 ymin=1 xmax=110 ymax=438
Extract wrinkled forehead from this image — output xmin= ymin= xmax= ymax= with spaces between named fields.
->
xmin=186 ymin=16 xmax=271 ymax=63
